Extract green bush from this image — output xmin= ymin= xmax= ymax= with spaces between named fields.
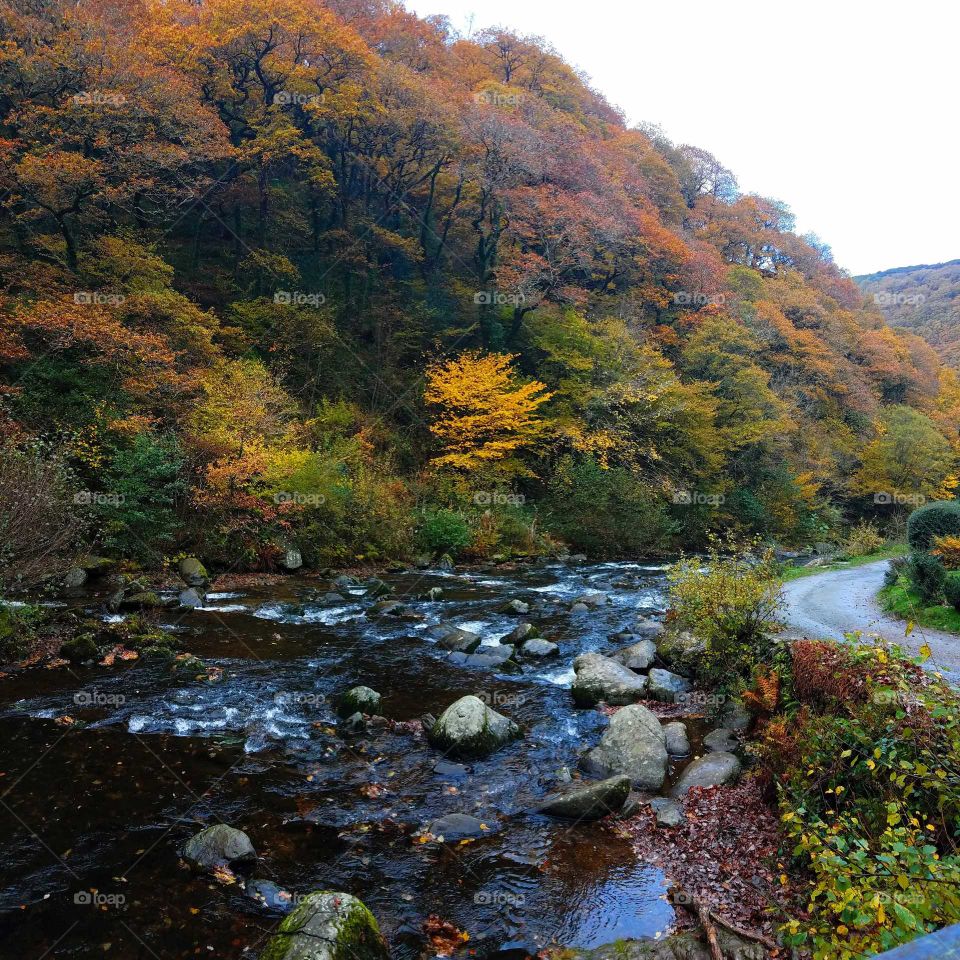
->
xmin=416 ymin=508 xmax=472 ymax=556
xmin=945 ymin=573 xmax=960 ymax=612
xmin=0 ymin=603 xmax=45 ymax=663
xmin=667 ymin=539 xmax=783 ymax=682
xmin=906 ymin=500 xmax=960 ymax=551
xmin=777 ymin=640 xmax=960 ymax=958
xmin=906 ymin=550 xmax=946 ymax=604
xmin=544 ymin=455 xmax=674 ymax=557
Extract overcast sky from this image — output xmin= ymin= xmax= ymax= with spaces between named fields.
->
xmin=407 ymin=0 xmax=957 ymax=276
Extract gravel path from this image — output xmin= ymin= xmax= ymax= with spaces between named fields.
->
xmin=780 ymin=559 xmax=960 ymax=680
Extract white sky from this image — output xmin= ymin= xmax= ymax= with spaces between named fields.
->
xmin=407 ymin=0 xmax=958 ymax=276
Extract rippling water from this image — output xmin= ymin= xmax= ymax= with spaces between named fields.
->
xmin=0 ymin=560 xmax=686 ymax=959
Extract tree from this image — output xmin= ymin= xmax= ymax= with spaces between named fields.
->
xmin=424 ymin=351 xmax=552 ymax=478
xmin=852 ymin=406 xmax=956 ymax=504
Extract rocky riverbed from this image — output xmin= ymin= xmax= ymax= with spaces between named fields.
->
xmin=0 ymin=559 xmax=751 ymax=959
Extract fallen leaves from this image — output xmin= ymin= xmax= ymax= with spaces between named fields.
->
xmin=423 ymin=914 xmax=469 ymax=956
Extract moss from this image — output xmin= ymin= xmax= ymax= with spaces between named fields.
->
xmin=61 ymin=633 xmax=100 ymax=664
xmin=260 ymin=892 xmax=387 ymax=960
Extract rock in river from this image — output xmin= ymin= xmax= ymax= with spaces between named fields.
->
xmin=537 ymin=775 xmax=631 ymax=820
xmin=646 ymin=668 xmax=692 ymax=703
xmin=581 ymin=704 xmax=668 ymax=790
xmin=177 ymin=557 xmax=209 ymax=587
xmin=649 ymin=797 xmax=684 ymax=828
xmin=434 ymin=626 xmax=481 ymax=654
xmin=521 ymin=637 xmax=559 ymax=657
xmin=571 ymin=653 xmax=648 ymax=706
xmin=427 ymin=813 xmax=494 ymax=839
xmin=662 ymin=721 xmax=690 ymax=757
xmin=703 ymin=728 xmax=738 ymax=752
xmin=610 ymin=638 xmax=656 ymax=672
xmin=336 ymin=685 xmax=381 ymax=717
xmin=670 ymin=751 xmax=741 ymax=797
xmin=183 ymin=824 xmax=256 ymax=870
xmin=428 ymin=695 xmax=521 ymax=758
xmin=260 ymin=891 xmax=388 ymax=960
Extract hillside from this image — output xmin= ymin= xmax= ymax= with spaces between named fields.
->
xmin=856 ymin=260 xmax=960 ymax=367
xmin=1 ymin=0 xmax=958 ymax=576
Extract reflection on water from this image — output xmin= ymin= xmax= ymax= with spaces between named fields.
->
xmin=0 ymin=560 xmax=679 ymax=959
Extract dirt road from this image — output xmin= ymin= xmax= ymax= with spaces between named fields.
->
xmin=780 ymin=559 xmax=960 ymax=680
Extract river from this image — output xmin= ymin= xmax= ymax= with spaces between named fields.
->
xmin=0 ymin=559 xmax=700 ymax=959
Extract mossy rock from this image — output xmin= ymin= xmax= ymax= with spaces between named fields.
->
xmin=177 ymin=557 xmax=209 ymax=587
xmin=260 ymin=891 xmax=388 ymax=960
xmin=336 ymin=686 xmax=381 ymax=718
xmin=61 ymin=633 xmax=100 ymax=664
xmin=428 ymin=695 xmax=521 ymax=758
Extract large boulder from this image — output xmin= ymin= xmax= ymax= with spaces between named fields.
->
xmin=428 ymin=695 xmax=521 ymax=758
xmin=647 ymin=668 xmax=692 ymax=703
xmin=182 ymin=824 xmax=255 ymax=870
xmin=260 ymin=891 xmax=387 ymax=960
xmin=336 ymin=686 xmax=381 ymax=718
xmin=536 ymin=775 xmax=631 ymax=820
xmin=670 ymin=752 xmax=741 ymax=797
xmin=177 ymin=557 xmax=209 ymax=587
xmin=581 ymin=704 xmax=668 ymax=790
xmin=571 ymin=653 xmax=647 ymax=706
xmin=610 ymin=639 xmax=656 ymax=672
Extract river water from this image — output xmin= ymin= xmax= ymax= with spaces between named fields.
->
xmin=0 ymin=560 xmax=696 ymax=959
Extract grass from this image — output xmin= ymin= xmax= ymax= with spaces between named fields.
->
xmin=880 ymin=581 xmax=960 ymax=634
xmin=780 ymin=543 xmax=906 ymax=582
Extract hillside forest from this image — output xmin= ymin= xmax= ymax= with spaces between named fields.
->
xmin=2 ymin=0 xmax=959 ymax=579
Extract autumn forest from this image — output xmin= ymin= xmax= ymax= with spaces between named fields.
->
xmin=1 ymin=0 xmax=956 ymax=573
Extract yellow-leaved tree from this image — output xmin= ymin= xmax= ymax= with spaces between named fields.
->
xmin=424 ymin=351 xmax=553 ymax=478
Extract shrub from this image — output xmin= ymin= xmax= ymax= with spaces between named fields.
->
xmin=778 ymin=640 xmax=960 ymax=958
xmin=945 ymin=573 xmax=960 ymax=612
xmin=416 ymin=508 xmax=472 ymax=557
xmin=0 ymin=603 xmax=46 ymax=663
xmin=906 ymin=550 xmax=946 ymax=603
xmin=842 ymin=520 xmax=885 ymax=557
xmin=906 ymin=500 xmax=960 ymax=551
xmin=667 ymin=539 xmax=783 ymax=682
xmin=544 ymin=455 xmax=674 ymax=557
xmin=0 ymin=442 xmax=86 ymax=591
xmin=98 ymin=433 xmax=187 ymax=563
xmin=932 ymin=534 xmax=960 ymax=569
